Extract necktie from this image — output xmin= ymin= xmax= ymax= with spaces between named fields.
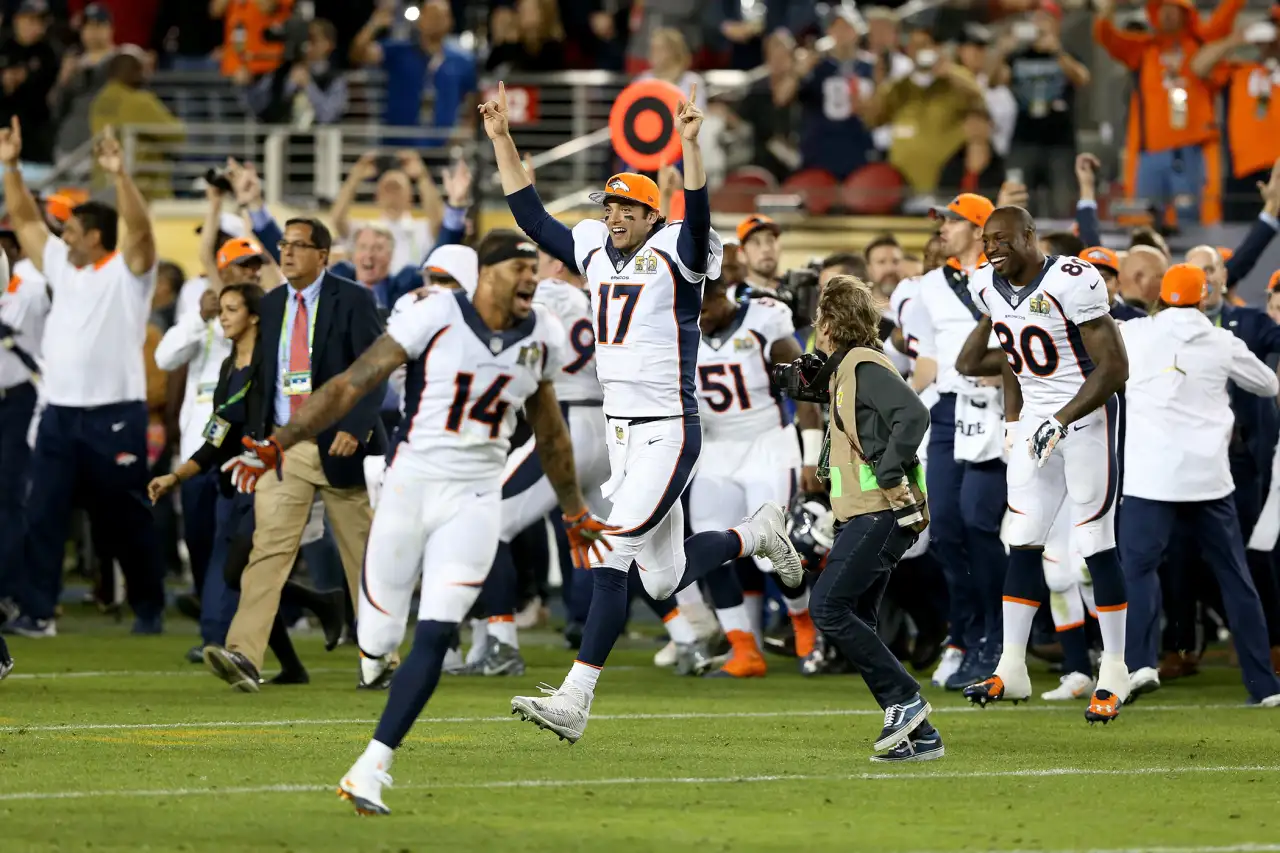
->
xmin=289 ymin=292 xmax=311 ymax=417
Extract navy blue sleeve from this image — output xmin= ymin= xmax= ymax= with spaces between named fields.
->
xmin=433 ymin=205 xmax=468 ymax=248
xmin=1075 ymin=202 xmax=1102 ymax=249
xmin=249 ymin=207 xmax=285 ymax=264
xmin=388 ymin=266 xmax=421 ymax=305
xmin=332 ymin=285 xmax=389 ymax=444
xmin=1226 ymin=215 xmax=1279 ymax=289
xmin=676 ymin=185 xmax=711 ymax=275
xmin=330 ymin=260 xmax=356 ymax=280
xmin=1247 ymin=310 xmax=1280 ymax=358
xmin=506 ymin=185 xmax=577 ymax=270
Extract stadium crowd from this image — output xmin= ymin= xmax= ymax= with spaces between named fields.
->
xmin=1 ymin=0 xmax=1280 ymax=770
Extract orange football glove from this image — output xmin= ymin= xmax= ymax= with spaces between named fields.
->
xmin=219 ymin=436 xmax=284 ymax=494
xmin=562 ymin=509 xmax=617 ymax=569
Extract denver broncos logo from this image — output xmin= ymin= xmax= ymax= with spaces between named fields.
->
xmin=606 ymin=178 xmax=631 ymax=193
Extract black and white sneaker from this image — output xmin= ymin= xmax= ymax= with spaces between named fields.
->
xmin=874 ymin=694 xmax=931 ymax=751
xmin=203 ymin=645 xmax=262 ymax=693
xmin=0 ymin=656 xmax=13 ymax=681
xmin=871 ymin=729 xmax=945 ymax=763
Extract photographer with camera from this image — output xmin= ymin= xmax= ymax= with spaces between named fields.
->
xmin=776 ymin=275 xmax=936 ymax=761
xmin=244 ymin=18 xmax=347 ymax=127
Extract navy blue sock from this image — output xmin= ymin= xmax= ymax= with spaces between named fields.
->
xmin=779 ymin=571 xmax=809 ymax=604
xmin=577 ymin=567 xmax=630 ymax=668
xmin=705 ymin=561 xmax=745 ymax=609
xmin=1059 ymin=624 xmax=1092 ymax=676
xmin=550 ymin=511 xmax=577 ymax=611
xmin=675 ymin=531 xmax=745 ymax=593
xmin=1004 ymin=548 xmax=1049 ymax=603
xmin=480 ymin=542 xmax=518 ymax=619
xmin=1085 ymin=548 xmax=1127 ymax=609
xmin=568 ymin=568 xmax=593 ymax=623
xmin=735 ymin=556 xmax=765 ymax=594
xmin=372 ymin=620 xmax=454 ymax=749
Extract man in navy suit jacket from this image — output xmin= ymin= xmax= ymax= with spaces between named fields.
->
xmin=208 ymin=217 xmax=389 ymax=689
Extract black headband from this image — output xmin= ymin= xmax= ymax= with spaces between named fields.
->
xmin=480 ymin=239 xmax=538 ymax=268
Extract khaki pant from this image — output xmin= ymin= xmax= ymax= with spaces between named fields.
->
xmin=226 ymin=440 xmax=372 ymax=671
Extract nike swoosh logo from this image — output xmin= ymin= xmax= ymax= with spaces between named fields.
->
xmin=646 ymin=437 xmax=662 ymax=445
xmin=1073 ymin=424 xmax=1087 ymax=431
xmin=1089 ymin=282 xmax=1099 ymax=290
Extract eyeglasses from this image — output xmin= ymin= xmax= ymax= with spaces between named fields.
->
xmin=277 ymin=240 xmax=319 ymax=252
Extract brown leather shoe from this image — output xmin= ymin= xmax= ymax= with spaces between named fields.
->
xmin=1271 ymin=646 xmax=1280 ymax=676
xmin=1158 ymin=650 xmax=1200 ymax=680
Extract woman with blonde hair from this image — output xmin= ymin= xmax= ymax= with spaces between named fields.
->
xmin=640 ymin=28 xmax=707 ymax=110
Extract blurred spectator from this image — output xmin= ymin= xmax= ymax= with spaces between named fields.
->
xmin=736 ymin=31 xmax=802 ymax=182
xmin=558 ymin=0 xmax=627 ymax=70
xmin=0 ymin=1 xmax=59 ymax=169
xmin=1094 ymin=0 xmax=1243 ymax=225
xmin=151 ymin=0 xmax=222 ymax=70
xmin=150 ymin=260 xmax=182 ymax=330
xmin=638 ymin=28 xmax=706 ymax=108
xmin=246 ymin=19 xmax=347 ymax=125
xmin=937 ymin=104 xmax=1006 ymax=199
xmin=1191 ymin=13 xmax=1280 ymax=221
xmin=1005 ymin=1 xmax=1089 ymax=215
xmin=1118 ymin=244 xmax=1170 ymax=313
xmin=52 ymin=2 xmax=116 ymax=159
xmin=795 ymin=11 xmax=875 ymax=181
xmin=863 ymin=7 xmax=913 ymax=82
xmin=864 ymin=233 xmax=904 ymax=301
xmin=89 ymin=50 xmax=185 ymax=199
xmin=486 ymin=0 xmax=566 ymax=73
xmin=217 ymin=0 xmax=295 ymax=81
xmin=717 ymin=5 xmax=765 ymax=71
xmin=866 ymin=26 xmax=984 ymax=192
xmin=625 ymin=0 xmax=709 ymax=76
xmin=332 ymin=149 xmax=443 ymax=271
xmin=350 ymin=0 xmax=476 ymax=144
xmin=955 ymin=25 xmax=1016 ymax=156
xmin=1038 ymin=230 xmax=1085 ymax=257
xmin=1267 ymin=273 xmax=1280 ymax=324
xmin=68 ymin=0 xmax=156 ymax=50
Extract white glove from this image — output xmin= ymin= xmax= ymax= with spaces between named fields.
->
xmin=1027 ymin=416 xmax=1068 ymax=467
xmin=1004 ymin=421 xmax=1018 ymax=455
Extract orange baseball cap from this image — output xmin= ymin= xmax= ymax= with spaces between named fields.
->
xmin=1218 ymin=246 xmax=1234 ymax=262
xmin=1161 ymin=263 xmax=1207 ymax=306
xmin=217 ymin=237 xmax=267 ymax=271
xmin=1269 ymin=269 xmax=1280 ymax=292
xmin=44 ymin=193 xmax=75 ymax=224
xmin=1080 ymin=246 xmax=1119 ymax=273
xmin=929 ymin=193 xmax=994 ymax=228
xmin=589 ymin=172 xmax=660 ymax=210
xmin=737 ymin=214 xmax=781 ymax=243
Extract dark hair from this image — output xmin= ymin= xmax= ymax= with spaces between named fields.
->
xmin=71 ymin=200 xmax=119 ymax=251
xmin=864 ymin=234 xmax=901 ymax=257
xmin=220 ymin=283 xmax=266 ymax=321
xmin=821 ymin=251 xmax=868 ymax=280
xmin=284 ymin=217 xmax=332 ymax=251
xmin=1128 ymin=226 xmax=1169 ymax=257
xmin=1041 ymin=230 xmax=1085 ymax=258
xmin=817 ymin=276 xmax=882 ymax=350
xmin=157 ymin=260 xmax=186 ymax=289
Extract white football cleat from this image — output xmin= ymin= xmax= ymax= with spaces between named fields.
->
xmin=338 ymin=758 xmax=393 ymax=816
xmin=930 ymin=647 xmax=963 ymax=687
xmin=1041 ymin=671 xmax=1096 ymax=701
xmin=511 ymin=682 xmax=592 ymax=744
xmin=1128 ymin=666 xmax=1161 ymax=700
xmin=358 ymin=654 xmax=395 ymax=690
xmin=653 ymin=640 xmax=678 ymax=667
xmin=745 ymin=502 xmax=803 ymax=588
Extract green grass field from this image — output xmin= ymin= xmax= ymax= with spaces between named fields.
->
xmin=2 ymin=612 xmax=1279 ymax=853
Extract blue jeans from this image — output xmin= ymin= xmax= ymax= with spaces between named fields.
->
xmin=201 ymin=492 xmax=252 ymax=646
xmin=1135 ymin=146 xmax=1205 ymax=226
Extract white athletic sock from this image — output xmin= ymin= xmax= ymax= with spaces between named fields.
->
xmin=465 ymin=618 xmax=489 ymax=664
xmin=784 ymin=588 xmax=811 ymax=615
xmin=715 ymin=603 xmax=752 ymax=636
xmin=360 ymin=739 xmax=394 ymax=768
xmin=662 ymin=609 xmax=698 ymax=644
xmin=1096 ymin=604 xmax=1127 ymax=659
xmin=729 ymin=524 xmax=757 ymax=557
xmin=488 ymin=617 xmax=518 ymax=649
xmin=1000 ymin=597 xmax=1039 ymax=666
xmin=565 ymin=660 xmax=600 ymax=693
xmin=744 ymin=592 xmax=764 ymax=648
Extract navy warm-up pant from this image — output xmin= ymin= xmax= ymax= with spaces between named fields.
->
xmin=1120 ymin=495 xmax=1280 ymax=702
xmin=927 ymin=394 xmax=1008 ymax=651
xmin=0 ymin=382 xmax=36 ymax=600
xmin=17 ymin=402 xmax=163 ymax=621
xmin=180 ymin=469 xmax=221 ymax=600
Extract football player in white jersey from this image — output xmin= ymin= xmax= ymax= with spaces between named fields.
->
xmin=223 ymin=231 xmax=598 ymax=814
xmin=483 ymin=81 xmax=803 ymax=743
xmin=689 ymin=277 xmax=824 ymax=676
xmin=464 ymin=249 xmax=611 ymax=676
xmin=961 ymin=206 xmax=1130 ymax=723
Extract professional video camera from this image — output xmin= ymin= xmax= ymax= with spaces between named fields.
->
xmin=772 ymin=350 xmax=839 ymax=404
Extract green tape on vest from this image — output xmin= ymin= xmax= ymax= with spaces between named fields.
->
xmin=858 ymin=463 xmax=879 ymax=492
xmin=912 ymin=463 xmax=927 ymax=495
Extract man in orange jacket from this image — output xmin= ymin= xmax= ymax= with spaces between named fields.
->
xmin=1094 ymin=0 xmax=1245 ymax=225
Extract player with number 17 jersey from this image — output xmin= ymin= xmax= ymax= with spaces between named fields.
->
xmin=968 ymin=254 xmax=1111 ymax=418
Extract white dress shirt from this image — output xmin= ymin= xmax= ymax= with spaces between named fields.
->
xmin=155 ymin=309 xmax=233 ymax=461
xmin=0 ymin=257 xmax=50 ymax=391
xmin=40 ymin=239 xmax=157 ymax=407
xmin=1121 ymin=307 xmax=1279 ymax=502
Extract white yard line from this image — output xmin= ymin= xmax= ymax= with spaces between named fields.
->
xmin=0 ymin=764 xmax=1275 ymax=803
xmin=0 ymin=702 xmax=1256 ymax=734
xmin=3 ymin=665 xmax=642 ymax=680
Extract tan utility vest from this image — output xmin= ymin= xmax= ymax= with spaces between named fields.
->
xmin=826 ymin=347 xmax=929 ymax=524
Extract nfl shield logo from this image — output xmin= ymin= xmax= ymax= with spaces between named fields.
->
xmin=614 ymin=425 xmax=625 ymax=442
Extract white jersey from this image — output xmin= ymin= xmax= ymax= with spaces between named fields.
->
xmin=386 ymin=288 xmax=565 ymax=481
xmin=0 ymin=257 xmax=49 ymax=390
xmin=970 ymin=255 xmax=1110 ymax=418
xmin=570 ymin=219 xmax=723 ymax=419
xmin=696 ymin=296 xmax=793 ymax=441
xmin=534 ymin=277 xmax=601 ymax=404
xmin=899 ymin=262 xmax=989 ymax=395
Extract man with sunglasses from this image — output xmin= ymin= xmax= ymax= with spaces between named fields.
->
xmin=202 ymin=217 xmax=390 ymax=692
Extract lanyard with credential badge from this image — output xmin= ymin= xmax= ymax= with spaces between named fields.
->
xmin=215 ymin=378 xmax=252 ymax=414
